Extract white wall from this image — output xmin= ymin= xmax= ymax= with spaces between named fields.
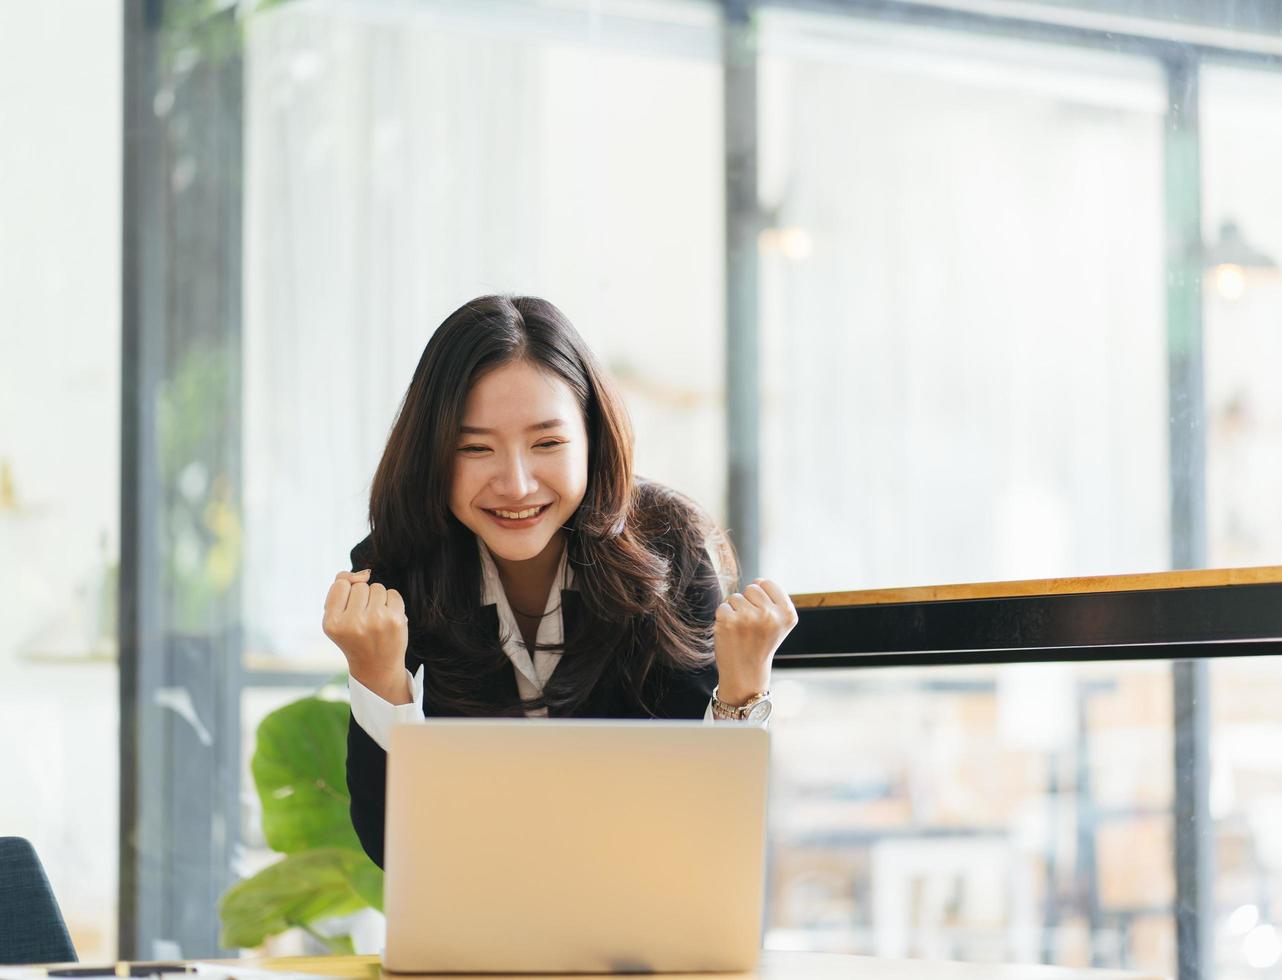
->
xmin=0 ymin=0 xmax=122 ymax=961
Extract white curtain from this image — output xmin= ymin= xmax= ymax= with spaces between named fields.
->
xmin=243 ymin=0 xmax=723 ymax=663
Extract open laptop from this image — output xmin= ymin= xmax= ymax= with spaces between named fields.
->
xmin=382 ymin=719 xmax=770 ymax=974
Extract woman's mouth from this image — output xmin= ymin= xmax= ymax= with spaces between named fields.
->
xmin=483 ymin=503 xmax=552 ymax=529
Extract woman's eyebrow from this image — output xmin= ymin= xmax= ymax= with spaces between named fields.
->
xmin=459 ymin=419 xmax=566 ymax=435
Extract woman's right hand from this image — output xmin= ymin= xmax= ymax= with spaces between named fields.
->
xmin=323 ymin=568 xmax=412 ymax=704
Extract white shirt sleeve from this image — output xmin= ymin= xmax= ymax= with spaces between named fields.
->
xmin=703 ymin=698 xmax=716 ymax=723
xmin=348 ymin=664 xmax=426 ymax=752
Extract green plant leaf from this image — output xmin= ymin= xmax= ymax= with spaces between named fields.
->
xmin=218 ymin=848 xmax=382 ymax=949
xmin=348 ymin=856 xmax=385 ymax=910
xmin=252 ymin=696 xmax=362 ymax=854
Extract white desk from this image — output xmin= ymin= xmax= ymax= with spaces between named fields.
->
xmin=234 ymin=950 xmax=1166 ymax=979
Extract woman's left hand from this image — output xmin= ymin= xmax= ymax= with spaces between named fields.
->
xmin=713 ymin=578 xmax=799 ymax=705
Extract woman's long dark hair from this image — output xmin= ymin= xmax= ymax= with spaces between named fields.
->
xmin=365 ymin=295 xmax=737 ymax=716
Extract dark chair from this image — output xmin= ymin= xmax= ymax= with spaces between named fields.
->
xmin=0 ymin=837 xmax=77 ymax=965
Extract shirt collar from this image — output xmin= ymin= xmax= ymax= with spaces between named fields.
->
xmin=476 ymin=535 xmax=576 ymax=698
xmin=477 ymin=535 xmax=577 ymax=608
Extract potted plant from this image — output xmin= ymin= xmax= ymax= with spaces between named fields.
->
xmin=219 ymin=693 xmax=383 ymax=953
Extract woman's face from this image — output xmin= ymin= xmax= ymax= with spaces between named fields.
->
xmin=449 ymin=359 xmax=590 ymax=564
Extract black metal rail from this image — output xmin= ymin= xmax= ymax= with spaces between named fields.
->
xmin=775 ymin=582 xmax=1282 ymax=668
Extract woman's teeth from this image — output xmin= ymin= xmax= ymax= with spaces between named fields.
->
xmin=493 ymin=505 xmax=545 ymax=520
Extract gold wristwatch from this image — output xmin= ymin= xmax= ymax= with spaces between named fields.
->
xmin=711 ymin=685 xmax=773 ymax=723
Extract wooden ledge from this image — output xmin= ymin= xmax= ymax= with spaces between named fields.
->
xmin=791 ymin=565 xmax=1282 ymax=608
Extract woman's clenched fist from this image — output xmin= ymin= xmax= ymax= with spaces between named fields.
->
xmin=713 ymin=578 xmax=798 ymax=706
xmin=323 ymin=568 xmax=412 ymax=704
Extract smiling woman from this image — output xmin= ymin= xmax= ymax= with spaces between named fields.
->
xmin=449 ymin=361 xmax=590 ymax=633
xmin=321 ymin=295 xmax=798 ymax=867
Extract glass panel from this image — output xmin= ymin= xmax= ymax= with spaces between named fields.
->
xmin=0 ymin=0 xmax=122 ymax=960
xmin=1201 ymin=64 xmax=1282 ymax=569
xmin=1209 ymin=657 xmax=1282 ymax=977
xmin=767 ymin=657 xmax=1282 ymax=978
xmin=757 ymin=10 xmax=1170 ymax=593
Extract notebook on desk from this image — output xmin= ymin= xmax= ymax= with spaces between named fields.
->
xmin=382 ymin=719 xmax=771 ymax=974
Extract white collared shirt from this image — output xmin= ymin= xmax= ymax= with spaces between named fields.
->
xmin=349 ymin=538 xmax=716 ymax=749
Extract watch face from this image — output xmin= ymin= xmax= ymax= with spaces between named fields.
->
xmin=746 ymin=699 xmax=772 ymax=723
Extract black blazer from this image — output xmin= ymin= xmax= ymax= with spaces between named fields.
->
xmin=344 ymin=534 xmax=721 ymax=868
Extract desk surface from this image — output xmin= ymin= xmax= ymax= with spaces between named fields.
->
xmin=235 ymin=951 xmax=1166 ymax=980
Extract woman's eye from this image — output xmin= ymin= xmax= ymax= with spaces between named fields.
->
xmin=457 ymin=441 xmax=563 ymax=453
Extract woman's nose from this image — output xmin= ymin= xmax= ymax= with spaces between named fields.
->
xmin=493 ymin=454 xmax=537 ymax=499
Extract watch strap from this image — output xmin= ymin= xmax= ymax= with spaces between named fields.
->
xmin=711 ymin=685 xmax=770 ymax=721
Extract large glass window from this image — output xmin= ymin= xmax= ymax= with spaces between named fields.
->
xmin=235 ymin=0 xmax=726 ymax=956
xmin=103 ymin=0 xmax=1282 ymax=969
xmin=767 ymin=656 xmax=1282 ymax=979
xmin=758 ymin=10 xmax=1169 ymax=593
